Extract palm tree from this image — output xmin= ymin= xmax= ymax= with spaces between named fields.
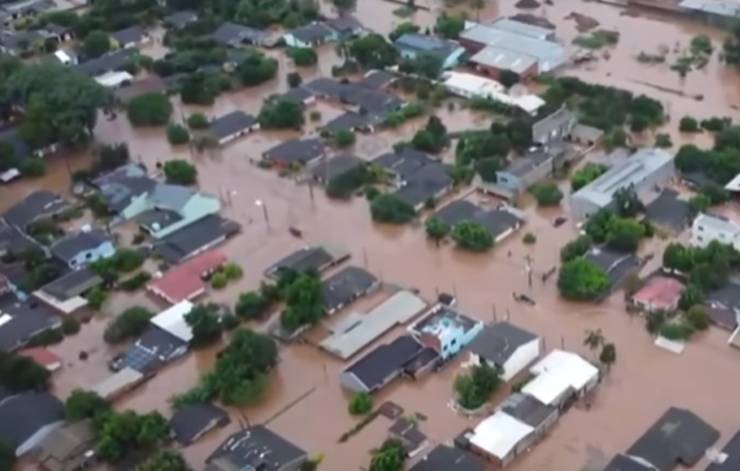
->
xmin=583 ymin=329 xmax=605 ymax=352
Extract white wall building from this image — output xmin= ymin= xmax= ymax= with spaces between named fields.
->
xmin=465 ymin=322 xmax=541 ymax=382
xmin=690 ymin=213 xmax=740 ymax=250
xmin=522 ymin=349 xmax=599 ymax=409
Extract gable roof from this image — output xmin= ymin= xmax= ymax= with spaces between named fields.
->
xmin=153 ymin=215 xmax=240 ymax=264
xmin=286 ymin=22 xmax=336 ymax=43
xmin=3 ymin=191 xmax=68 ymax=229
xmin=110 ymin=25 xmax=145 ymax=45
xmin=76 ymin=49 xmax=133 ymax=76
xmin=264 ymin=244 xmax=348 ymax=279
xmin=499 ymin=392 xmax=555 ymax=429
xmin=644 ymin=189 xmax=692 ymax=232
xmin=0 ymin=392 xmax=63 ymax=451
xmin=0 ymin=296 xmax=61 ymax=352
xmin=343 ymin=334 xmax=422 ymax=392
xmin=604 ymin=454 xmax=654 ymax=471
xmin=148 ymin=250 xmax=226 ymax=304
xmin=321 ymin=265 xmax=377 ymax=312
xmin=150 ymin=300 xmax=195 ymax=343
xmin=163 ymin=10 xmax=198 ymax=29
xmin=522 ymin=349 xmax=598 ymax=406
xmin=37 ymin=419 xmax=96 ymax=470
xmin=208 ymin=111 xmax=257 ymax=140
xmin=626 ymin=407 xmax=719 ymax=471
xmin=410 ymin=444 xmax=486 ymax=471
xmin=310 ymin=154 xmax=363 ymax=181
xmin=394 ymin=33 xmax=460 ymax=58
xmin=170 ymin=403 xmax=229 ymax=446
xmin=206 ymin=425 xmax=307 ymax=471
xmin=467 ymin=322 xmax=538 ymax=365
xmin=50 ymin=229 xmax=111 ymax=264
xmin=706 ymin=429 xmax=740 ymax=470
xmin=210 ymin=22 xmax=266 ymax=46
xmin=263 ymin=138 xmax=325 ymax=166
xmin=469 ymin=411 xmax=534 ymax=460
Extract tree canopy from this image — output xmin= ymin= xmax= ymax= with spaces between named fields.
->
xmin=135 ymin=450 xmax=189 ymax=471
xmin=127 ymin=93 xmax=173 ymax=127
xmin=370 ymin=193 xmax=416 ymax=224
xmin=237 ymin=52 xmax=278 ymax=86
xmin=82 ymin=30 xmax=111 ymax=59
xmin=258 ymin=99 xmax=304 ymax=129
xmin=281 ymin=271 xmax=325 ymax=332
xmin=185 ymin=304 xmax=224 ymax=348
xmin=558 ymin=258 xmax=610 ymax=301
xmin=370 ymin=439 xmax=406 ymax=471
xmin=452 ymin=221 xmax=493 ymax=252
xmin=0 ymin=350 xmax=50 ymax=392
xmin=96 ymin=410 xmax=169 ymax=463
xmin=65 ymin=389 xmax=110 ymax=421
xmin=454 ymin=363 xmax=500 ymax=409
xmin=571 ymin=163 xmax=607 ymax=191
xmin=163 ymin=159 xmax=197 ymax=185
xmin=349 ymin=34 xmax=398 ymax=69
xmin=104 ymin=307 xmax=153 ymax=344
xmin=412 ymin=116 xmax=448 ymax=153
xmin=435 ymin=13 xmax=465 ymax=39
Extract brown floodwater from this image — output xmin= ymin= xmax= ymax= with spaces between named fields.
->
xmin=8 ymin=2 xmax=740 ymax=470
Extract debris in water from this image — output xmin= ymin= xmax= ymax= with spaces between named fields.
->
xmin=565 ymin=12 xmax=600 ymax=32
xmin=515 ymin=0 xmax=540 ymax=9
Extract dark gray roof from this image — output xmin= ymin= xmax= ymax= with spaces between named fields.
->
xmin=287 ymin=22 xmax=336 ymax=43
xmin=170 ymin=403 xmax=229 ymax=446
xmin=372 ymin=148 xmax=437 ymax=181
xmin=208 ymin=111 xmax=257 ymax=140
xmin=325 ymin=15 xmax=364 ymax=35
xmin=154 ymin=215 xmax=240 ymax=264
xmin=644 ymin=189 xmax=692 ymax=233
xmin=311 ymin=154 xmax=363 ymax=182
xmin=394 ymin=33 xmax=460 ymax=59
xmin=389 ymin=417 xmax=427 ymax=451
xmin=41 ymin=267 xmax=102 ymax=300
xmin=50 ymin=229 xmax=111 ymax=264
xmin=3 ymin=191 xmax=69 ymax=229
xmin=92 ymin=164 xmax=156 ymax=214
xmin=0 ymin=392 xmax=63 ymax=450
xmin=584 ymin=247 xmax=639 ymax=288
xmin=278 ymin=86 xmax=314 ymax=105
xmin=110 ymin=26 xmax=145 ymax=45
xmin=322 ymin=266 xmax=377 ymax=312
xmin=706 ymin=429 xmax=740 ymax=470
xmin=359 ymin=70 xmax=397 ymax=89
xmin=76 ymin=49 xmax=133 ymax=76
xmin=263 ymin=138 xmax=325 ymax=166
xmin=394 ymin=163 xmax=453 ymax=209
xmin=303 ymin=78 xmax=403 ymax=115
xmin=433 ymin=200 xmax=521 ymax=239
xmin=114 ymin=76 xmax=168 ymax=104
xmin=0 ymin=219 xmax=37 ymax=255
xmin=210 ymin=22 xmax=266 ymax=46
xmin=125 ymin=325 xmax=187 ymax=373
xmin=344 ymin=335 xmax=422 ymax=392
xmin=504 ymin=149 xmax=553 ymax=177
xmin=264 ymin=246 xmax=336 ymax=278
xmin=626 ymin=407 xmax=719 ymax=471
xmin=206 ymin=425 xmax=307 ymax=471
xmin=499 ymin=393 xmax=555 ymax=429
xmin=163 ymin=10 xmax=198 ymax=29
xmin=410 ymin=445 xmax=486 ymax=471
xmin=467 ymin=322 xmax=537 ymax=365
xmin=0 ymin=296 xmax=60 ymax=351
xmin=323 ymin=111 xmax=370 ymax=133
xmin=0 ymin=29 xmax=41 ymax=53
xmin=604 ymin=454 xmax=653 ymax=471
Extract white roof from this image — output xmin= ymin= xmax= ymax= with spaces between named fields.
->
xmin=54 ymin=49 xmax=72 ymax=63
xmin=92 ymin=367 xmax=144 ymax=399
xmin=469 ymin=411 xmax=534 ymax=459
xmin=692 ymin=212 xmax=740 ymax=236
xmin=725 ymin=173 xmax=740 ymax=192
xmin=94 ymin=71 xmax=133 ymax=88
xmin=522 ymin=349 xmax=598 ymax=406
xmin=470 ymin=46 xmax=538 ymax=74
xmin=442 ymin=72 xmax=545 ymax=115
xmin=488 ymin=17 xmax=554 ymax=41
xmin=150 ymin=300 xmax=194 ymax=342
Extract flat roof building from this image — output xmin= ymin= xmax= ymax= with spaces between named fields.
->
xmin=410 ymin=305 xmax=484 ymax=361
xmin=522 ymin=349 xmax=599 ymax=408
xmin=468 ymin=411 xmax=534 ymax=466
xmin=690 ymin=212 xmax=740 ymax=251
xmin=570 ymin=148 xmax=675 ymax=220
xmin=206 ymin=425 xmax=308 ymax=471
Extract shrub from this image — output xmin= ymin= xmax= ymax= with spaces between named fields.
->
xmin=659 ymin=322 xmax=694 ymax=340
xmin=654 ymin=133 xmax=672 ymax=148
xmin=187 ymin=113 xmax=209 ymax=129
xmin=686 ymin=305 xmax=710 ymax=330
xmin=222 ymin=263 xmax=243 ymax=281
xmin=167 ymin=123 xmax=190 ymax=145
xmin=309 ymin=110 xmax=322 ymax=122
xmin=119 ymin=272 xmax=151 ymax=292
xmin=164 ymin=160 xmax=197 ymax=185
xmin=452 ymin=221 xmax=493 ymax=252
xmin=560 ymin=235 xmax=593 ymax=262
xmin=19 ymin=158 xmax=46 ymax=177
xmin=222 ymin=313 xmax=239 ymax=331
xmin=104 ymin=307 xmax=153 ymax=344
xmin=61 ymin=317 xmax=80 ymax=335
xmin=211 ymin=272 xmax=228 ymax=289
xmin=127 ymin=93 xmax=172 ymax=126
xmin=85 ymin=287 xmax=107 ymax=310
xmin=334 ymin=129 xmax=356 ymax=148
xmin=259 ymin=99 xmax=305 ymax=129
xmin=348 ymin=392 xmax=373 ymax=415
xmin=370 ymin=194 xmax=416 ymax=224
xmin=454 ymin=363 xmax=500 ymax=410
xmin=523 ymin=232 xmax=537 ymax=244
xmin=235 ymin=291 xmax=269 ymax=319
xmin=288 ymin=47 xmax=318 ymax=66
xmin=679 ymin=116 xmax=700 ymax=133
xmin=287 ymin=72 xmax=302 ymax=88
xmin=531 ymin=182 xmax=563 ymax=206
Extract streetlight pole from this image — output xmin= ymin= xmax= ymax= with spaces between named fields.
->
xmin=255 ymin=200 xmax=270 ymax=228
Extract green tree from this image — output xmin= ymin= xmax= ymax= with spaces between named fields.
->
xmin=655 ymin=134 xmax=672 ymax=148
xmin=104 ymin=307 xmax=154 ymax=344
xmin=288 ymin=47 xmax=318 ymax=66
xmin=136 ymin=450 xmax=189 ymax=471
xmin=435 ymin=13 xmax=465 ymax=39
xmin=400 ymin=51 xmax=443 ymax=79
xmin=334 ymin=129 xmax=356 ymax=148
xmin=370 ymin=439 xmax=406 ymax=471
xmin=163 ymin=160 xmax=197 ymax=185
xmin=235 ymin=291 xmax=269 ymax=319
xmin=185 ymin=304 xmax=223 ymax=348
xmin=523 ymin=232 xmax=536 ymax=244
xmin=281 ymin=272 xmax=325 ymax=332
xmin=531 ymin=182 xmax=563 ymax=207
xmin=83 ymin=30 xmax=111 ymax=59
xmin=412 ymin=116 xmax=447 ymax=153
xmin=389 ymin=22 xmax=419 ymax=41
xmin=613 ymin=188 xmax=644 ymax=217
xmin=678 ymin=283 xmax=704 ymax=311
xmin=454 ymin=363 xmax=500 ymax=409
xmin=584 ymin=209 xmax=615 ymax=243
xmin=0 ymin=351 xmax=50 ymax=392
xmin=96 ymin=411 xmax=169 ymax=463
xmin=0 ymin=442 xmax=13 ymax=471
xmin=64 ymin=389 xmax=110 ymax=421
xmin=686 ymin=305 xmax=710 ymax=330
xmin=86 ymin=287 xmax=107 ymax=310
xmin=370 ymin=194 xmax=416 ymax=224
xmin=349 ymin=34 xmax=398 ymax=69
xmin=679 ymin=116 xmax=700 ymax=133
xmin=457 ymin=131 xmax=510 ymax=164
xmin=167 ymin=124 xmax=190 ymax=145
xmin=674 ymin=144 xmax=705 ymax=173
xmin=476 ymin=157 xmax=503 ymax=183
xmin=425 ymin=217 xmax=450 ymax=245
xmin=606 ymin=217 xmax=645 ymax=252
xmin=258 ymin=99 xmax=305 ymax=129
xmin=663 ymin=243 xmax=694 ymax=272
xmin=187 ymin=113 xmax=209 ymax=129
xmin=599 ymin=343 xmax=616 ymax=368
xmin=558 ymin=258 xmax=610 ymax=301
xmin=571 ymin=163 xmax=607 ymax=191
xmin=348 ymin=392 xmax=373 ymax=415
xmin=451 ymin=221 xmax=493 ymax=252
xmin=560 ymin=235 xmax=593 ymax=262
xmin=287 ymin=71 xmax=302 ymax=88
xmin=498 ymin=70 xmax=520 ymax=89
xmin=237 ymin=52 xmax=278 ymax=86
xmin=332 ymin=0 xmax=356 ymax=12
xmin=180 ymin=72 xmax=221 ymax=105
xmin=127 ymin=93 xmax=172 ymax=126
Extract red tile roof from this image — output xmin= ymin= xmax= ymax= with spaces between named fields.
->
xmin=19 ymin=347 xmax=62 ymax=370
xmin=147 ymin=250 xmax=226 ymax=304
xmin=633 ymin=276 xmax=684 ymax=311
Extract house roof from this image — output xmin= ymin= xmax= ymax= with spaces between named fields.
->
xmin=389 ymin=417 xmax=427 ymax=451
xmin=359 ymin=70 xmax=397 ymax=89
xmin=411 ymin=305 xmax=481 ymax=341
xmin=373 ymin=148 xmax=437 ymax=180
xmin=693 ymin=212 xmax=740 ymax=238
xmin=632 ymin=276 xmax=684 ymax=311
xmin=325 ymin=15 xmax=363 ymax=34
xmin=153 ymin=215 xmax=240 ymax=264
xmin=488 ymin=17 xmax=554 ymax=40
xmin=310 ymin=154 xmax=363 ymax=182
xmin=433 ymin=200 xmax=522 ymax=239
xmin=303 ymin=78 xmax=403 ymax=115
xmin=263 ymin=138 xmax=325 ymax=166
xmin=114 ymin=76 xmax=168 ymax=104
xmin=323 ymin=111 xmax=370 ymax=133
xmin=286 ymin=22 xmax=336 ymax=43
xmin=467 ymin=322 xmax=538 ymax=365
xmin=584 ymin=246 xmax=639 ymax=288
xmin=150 ymin=183 xmax=196 ymax=211
xmin=126 ymin=326 xmax=187 ymax=373
xmin=680 ymin=0 xmax=740 ymax=17
xmin=499 ymin=392 xmax=555 ymax=429
xmin=110 ymin=26 xmax=145 ymax=45
xmin=76 ymin=49 xmax=133 ymax=76
xmin=0 ymin=296 xmax=60 ymax=352
xmin=322 ymin=266 xmax=377 ymax=312
xmin=163 ymin=10 xmax=198 ymax=29
xmin=3 ymin=190 xmax=68 ymax=229
xmin=343 ymin=335 xmax=423 ymax=392
xmin=522 ymin=349 xmax=599 ymax=406
xmin=470 ymin=46 xmax=538 ymax=75
xmin=170 ymin=403 xmax=229 ymax=446
xmin=206 ymin=426 xmax=307 ymax=471
xmin=277 ymin=86 xmax=314 ymax=105
xmin=626 ymin=407 xmax=719 ymax=471
xmin=469 ymin=411 xmax=534 ymax=460
xmin=706 ymin=429 xmax=740 ymax=470
xmin=644 ymin=189 xmax=692 ymax=232
xmin=38 ymin=419 xmax=95 ymax=470
xmin=394 ymin=33 xmax=460 ymax=59
xmin=50 ymin=229 xmax=111 ymax=265
xmin=0 ymin=126 xmax=32 ymax=159
xmin=210 ymin=22 xmax=266 ymax=46
xmin=91 ymin=367 xmax=144 ymax=399
xmin=394 ymin=162 xmax=453 ymax=208
xmin=410 ymin=444 xmax=486 ymax=471
xmin=148 ymin=250 xmax=226 ymax=304
xmin=208 ymin=111 xmax=257 ymax=140
xmin=150 ymin=300 xmax=195 ymax=342
xmin=320 ymin=290 xmax=427 ymax=360
xmin=0 ymin=392 xmax=63 ymax=451
xmin=92 ymin=163 xmax=155 ymax=212
xmin=603 ymin=454 xmax=654 ymax=471
xmin=264 ymin=244 xmax=348 ymax=278
xmin=18 ymin=347 xmax=61 ymax=370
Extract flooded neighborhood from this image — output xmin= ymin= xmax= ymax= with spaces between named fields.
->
xmin=2 ymin=0 xmax=740 ymax=470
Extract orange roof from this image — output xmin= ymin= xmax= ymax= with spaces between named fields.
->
xmin=633 ymin=276 xmax=684 ymax=310
xmin=148 ymin=250 xmax=227 ymax=304
xmin=19 ymin=347 xmax=61 ymax=369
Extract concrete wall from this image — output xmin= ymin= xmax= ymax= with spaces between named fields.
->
xmin=501 ymin=338 xmax=540 ymax=382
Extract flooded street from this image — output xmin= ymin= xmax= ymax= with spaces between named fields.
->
xmin=6 ymin=1 xmax=740 ymax=470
